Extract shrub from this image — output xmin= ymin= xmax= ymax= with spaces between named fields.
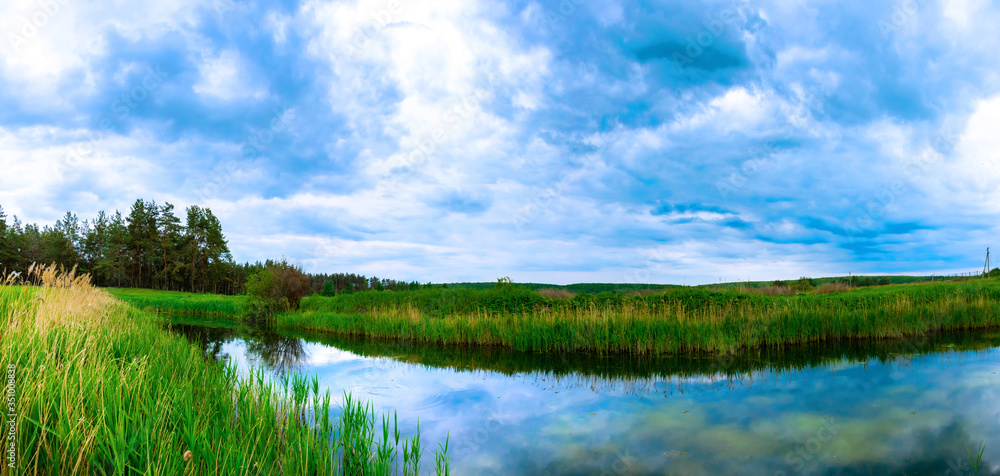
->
xmin=791 ymin=277 xmax=816 ymax=292
xmin=242 ymin=259 xmax=311 ymax=321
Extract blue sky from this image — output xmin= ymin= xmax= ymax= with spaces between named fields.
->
xmin=2 ymin=0 xmax=999 ymax=285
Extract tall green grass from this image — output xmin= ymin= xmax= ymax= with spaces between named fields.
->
xmin=115 ymin=280 xmax=1000 ymax=356
xmin=107 ymin=287 xmax=244 ymax=316
xmin=279 ymin=282 xmax=1000 ymax=355
xmin=1 ymin=268 xmax=448 ymax=475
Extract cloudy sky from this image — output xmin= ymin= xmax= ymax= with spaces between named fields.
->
xmin=2 ymin=0 xmax=999 ymax=285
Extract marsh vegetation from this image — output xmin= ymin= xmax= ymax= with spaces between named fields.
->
xmin=0 ymin=266 xmax=449 ymax=475
xmin=113 ymin=277 xmax=1000 ymax=356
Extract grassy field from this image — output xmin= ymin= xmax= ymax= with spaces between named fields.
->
xmin=113 ymin=278 xmax=1000 ymax=356
xmin=1 ymin=268 xmax=449 ymax=475
xmin=444 ymin=282 xmax=682 ymax=294
xmin=106 ymin=287 xmax=244 ymax=316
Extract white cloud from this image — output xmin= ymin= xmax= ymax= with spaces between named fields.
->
xmin=0 ymin=125 xmax=167 ymax=221
xmin=0 ymin=0 xmax=203 ymax=102
xmin=942 ymin=94 xmax=1000 ymax=216
xmin=670 ymin=87 xmax=771 ymax=133
xmin=942 ymin=0 xmax=987 ymax=28
xmin=301 ymin=0 xmax=551 ymax=196
xmin=193 ymin=49 xmax=267 ymax=100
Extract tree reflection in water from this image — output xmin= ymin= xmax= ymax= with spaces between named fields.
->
xmin=164 ymin=320 xmax=308 ymax=376
xmin=243 ymin=324 xmax=308 ymax=376
xmin=164 ymin=322 xmax=236 ymax=362
xmin=167 ymin=319 xmax=1000 ymax=399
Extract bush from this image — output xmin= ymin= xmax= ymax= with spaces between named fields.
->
xmin=242 ymin=259 xmax=311 ymax=321
xmin=791 ymin=277 xmax=816 ymax=292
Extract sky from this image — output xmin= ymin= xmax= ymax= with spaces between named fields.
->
xmin=1 ymin=0 xmax=999 ymax=285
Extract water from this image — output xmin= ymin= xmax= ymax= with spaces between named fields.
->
xmin=166 ymin=318 xmax=1000 ymax=475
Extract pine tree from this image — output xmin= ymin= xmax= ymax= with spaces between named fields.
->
xmin=156 ymin=203 xmax=183 ymax=288
xmin=321 ymin=279 xmax=336 ymax=296
xmin=83 ymin=211 xmax=109 ymax=285
xmin=108 ymin=211 xmax=129 ymax=287
xmin=55 ymin=211 xmax=81 ymax=263
xmin=182 ymin=206 xmax=231 ymax=292
xmin=127 ymin=199 xmax=156 ymax=287
xmin=0 ymin=206 xmax=17 ymax=273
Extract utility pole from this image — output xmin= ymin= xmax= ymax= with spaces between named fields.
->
xmin=984 ymin=247 xmax=991 ymax=278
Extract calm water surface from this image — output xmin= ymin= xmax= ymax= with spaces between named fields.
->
xmin=166 ymin=319 xmax=1000 ymax=475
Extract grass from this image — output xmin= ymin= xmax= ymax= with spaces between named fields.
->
xmin=112 ymin=279 xmax=1000 ymax=356
xmin=697 ymin=274 xmax=963 ymax=291
xmin=444 ymin=282 xmax=682 ymax=294
xmin=966 ymin=440 xmax=987 ymax=475
xmin=274 ymin=282 xmax=1000 ymax=355
xmin=1 ymin=266 xmax=448 ymax=475
xmin=106 ymin=287 xmax=244 ymax=316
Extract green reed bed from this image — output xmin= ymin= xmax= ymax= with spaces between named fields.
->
xmin=1 ymin=269 xmax=448 ymax=475
xmin=110 ymin=280 xmax=1000 ymax=356
xmin=278 ymin=282 xmax=1000 ymax=356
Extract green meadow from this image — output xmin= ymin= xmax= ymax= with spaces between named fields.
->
xmin=112 ymin=277 xmax=1000 ymax=356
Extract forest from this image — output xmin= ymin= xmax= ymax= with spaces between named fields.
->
xmin=0 ymin=199 xmax=419 ymax=295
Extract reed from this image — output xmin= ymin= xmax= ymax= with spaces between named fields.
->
xmin=113 ymin=280 xmax=1000 ymax=356
xmin=966 ymin=440 xmax=986 ymax=475
xmin=1 ymin=266 xmax=448 ymax=475
xmin=276 ymin=282 xmax=1000 ymax=355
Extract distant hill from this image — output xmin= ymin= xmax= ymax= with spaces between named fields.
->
xmin=697 ymin=274 xmax=980 ymax=290
xmin=444 ymin=282 xmax=683 ymax=294
xmin=443 ymin=273 xmax=984 ymax=294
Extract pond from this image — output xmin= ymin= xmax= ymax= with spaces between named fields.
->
xmin=165 ymin=318 xmax=1000 ymax=475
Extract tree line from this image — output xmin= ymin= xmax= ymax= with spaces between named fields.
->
xmin=309 ymin=273 xmax=431 ymax=296
xmin=0 ymin=199 xmax=422 ymax=296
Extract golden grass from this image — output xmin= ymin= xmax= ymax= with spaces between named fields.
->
xmin=21 ymin=264 xmax=112 ymax=330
